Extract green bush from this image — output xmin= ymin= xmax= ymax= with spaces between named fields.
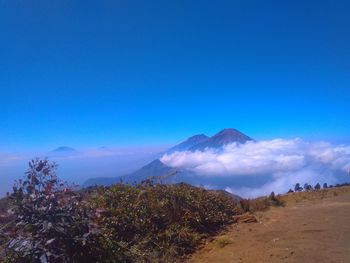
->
xmin=93 ymin=182 xmax=237 ymax=262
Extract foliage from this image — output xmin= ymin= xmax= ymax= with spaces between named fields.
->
xmin=215 ymin=236 xmax=232 ymax=248
xmin=92 ymin=181 xmax=238 ymax=262
xmin=4 ymin=158 xmax=100 ymax=263
xmin=314 ymin=183 xmax=321 ymax=190
xmin=2 ymin=159 xmax=288 ymax=262
xmin=294 ymin=183 xmax=303 ymax=192
xmin=303 ymin=183 xmax=313 ymax=191
xmin=268 ymin=191 xmax=284 ymax=206
xmin=235 ymin=192 xmax=284 ymax=214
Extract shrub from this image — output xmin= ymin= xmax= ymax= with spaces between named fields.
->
xmin=92 ymin=182 xmax=238 ymax=262
xmin=4 ymin=158 xmax=101 ymax=263
xmin=304 ymin=183 xmax=313 ymax=191
xmin=235 ymin=192 xmax=284 ymax=214
xmin=268 ymin=192 xmax=284 ymax=206
xmin=294 ymin=183 xmax=303 ymax=192
xmin=236 ymin=197 xmax=269 ymax=213
xmin=314 ymin=183 xmax=321 ymax=190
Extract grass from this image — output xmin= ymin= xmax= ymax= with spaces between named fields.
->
xmin=215 ymin=236 xmax=233 ymax=248
xmin=281 ymin=185 xmax=350 ymax=205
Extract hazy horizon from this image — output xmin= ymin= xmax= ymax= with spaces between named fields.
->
xmin=1 ymin=1 xmax=350 ymax=197
xmin=1 ymin=130 xmax=349 ymax=198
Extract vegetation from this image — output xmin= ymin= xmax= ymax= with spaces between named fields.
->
xmin=291 ymin=182 xmax=350 ymax=194
xmin=92 ymin=182 xmax=238 ymax=262
xmin=294 ymin=183 xmax=303 ymax=192
xmin=0 ymin=159 xmax=284 ymax=262
xmin=4 ymin=159 xmax=349 ymax=262
xmin=2 ymin=158 xmax=100 ymax=262
xmin=215 ymin=236 xmax=232 ymax=248
xmin=234 ymin=192 xmax=284 ymax=214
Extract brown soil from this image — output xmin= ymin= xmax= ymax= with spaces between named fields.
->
xmin=188 ymin=186 xmax=350 ymax=263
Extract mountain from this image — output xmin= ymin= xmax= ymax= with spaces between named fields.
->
xmin=48 ymin=146 xmax=79 ymax=157
xmin=167 ymin=129 xmax=251 ymax=153
xmin=189 ymin=128 xmax=252 ymax=151
xmin=82 ymin=177 xmax=120 ymax=188
xmin=82 ymin=128 xmax=253 ymax=188
xmin=122 ymin=159 xmax=176 ymax=183
xmin=167 ymin=134 xmax=209 ymax=153
xmin=82 ymin=160 xmax=175 ymax=187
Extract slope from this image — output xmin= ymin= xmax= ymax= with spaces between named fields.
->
xmin=188 ymin=186 xmax=350 ymax=263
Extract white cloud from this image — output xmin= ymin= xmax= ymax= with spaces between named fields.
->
xmin=160 ymin=139 xmax=350 ymax=197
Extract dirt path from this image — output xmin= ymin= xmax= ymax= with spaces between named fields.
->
xmin=189 ymin=188 xmax=350 ymax=263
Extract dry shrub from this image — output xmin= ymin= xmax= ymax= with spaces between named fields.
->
xmin=235 ymin=192 xmax=284 ymax=214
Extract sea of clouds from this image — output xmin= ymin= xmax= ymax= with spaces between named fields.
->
xmin=160 ymin=139 xmax=350 ymax=198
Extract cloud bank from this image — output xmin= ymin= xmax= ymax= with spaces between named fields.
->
xmin=160 ymin=139 xmax=350 ymax=198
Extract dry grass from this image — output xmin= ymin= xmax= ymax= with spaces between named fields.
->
xmin=280 ymin=185 xmax=350 ymax=205
xmin=215 ymin=236 xmax=233 ymax=248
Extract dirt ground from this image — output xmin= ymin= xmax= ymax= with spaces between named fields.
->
xmin=188 ymin=187 xmax=350 ymax=263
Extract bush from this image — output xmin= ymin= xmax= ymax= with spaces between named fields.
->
xmin=268 ymin=192 xmax=284 ymax=206
xmin=3 ymin=159 xmax=281 ymax=262
xmin=93 ymin=182 xmax=238 ymax=262
xmin=4 ymin=158 xmax=101 ymax=263
xmin=294 ymin=183 xmax=303 ymax=192
xmin=235 ymin=192 xmax=284 ymax=214
xmin=236 ymin=197 xmax=269 ymax=213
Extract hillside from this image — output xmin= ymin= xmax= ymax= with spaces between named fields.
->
xmin=189 ymin=186 xmax=350 ymax=263
xmin=167 ymin=134 xmax=209 ymax=153
xmin=0 ymin=158 xmax=283 ymax=262
xmin=2 ymin=158 xmax=349 ymax=263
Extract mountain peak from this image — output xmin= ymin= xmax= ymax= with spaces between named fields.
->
xmin=53 ymin=146 xmax=77 ymax=152
xmin=189 ymin=128 xmax=252 ymax=151
xmin=216 ymin=128 xmax=241 ymax=135
xmin=48 ymin=146 xmax=79 ymax=157
xmin=214 ymin=128 xmax=252 ymax=139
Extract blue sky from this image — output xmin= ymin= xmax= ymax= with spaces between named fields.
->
xmin=1 ymin=0 xmax=350 ymax=151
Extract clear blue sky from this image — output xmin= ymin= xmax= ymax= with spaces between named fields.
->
xmin=1 ymin=0 xmax=350 ymax=151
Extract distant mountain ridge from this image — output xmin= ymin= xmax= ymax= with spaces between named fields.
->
xmin=53 ymin=146 xmax=77 ymax=152
xmin=83 ymin=128 xmax=253 ymax=187
xmin=166 ymin=128 xmax=252 ymax=154
xmin=48 ymin=146 xmax=79 ymax=157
